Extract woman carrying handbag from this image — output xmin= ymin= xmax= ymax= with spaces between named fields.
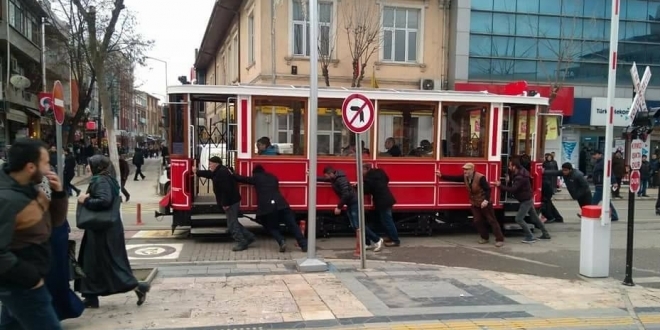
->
xmin=74 ymin=155 xmax=150 ymax=308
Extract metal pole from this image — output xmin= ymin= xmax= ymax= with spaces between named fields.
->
xmin=270 ymin=0 xmax=276 ymax=84
xmin=623 ymin=175 xmax=635 ymax=286
xmin=41 ymin=18 xmax=64 ymax=180
xmin=601 ymin=0 xmax=621 ymax=228
xmin=41 ymin=17 xmax=47 ymax=91
xmin=355 ymin=134 xmax=366 ymax=269
xmin=297 ymin=0 xmax=327 ymax=272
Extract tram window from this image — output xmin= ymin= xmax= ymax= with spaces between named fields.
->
xmin=316 ymin=99 xmax=371 ymax=156
xmin=253 ymin=98 xmax=306 ymax=155
xmin=377 ymin=103 xmax=435 ymax=157
xmin=441 ymin=105 xmax=488 ymax=158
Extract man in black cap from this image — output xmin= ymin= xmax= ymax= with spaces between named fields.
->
xmin=193 ymin=157 xmax=255 ymax=251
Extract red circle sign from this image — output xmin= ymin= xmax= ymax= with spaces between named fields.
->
xmin=629 ymin=170 xmax=641 ymax=194
xmin=341 ymin=93 xmax=374 ymax=134
xmin=52 ymin=80 xmax=65 ymax=125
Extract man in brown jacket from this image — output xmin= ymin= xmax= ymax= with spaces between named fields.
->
xmin=0 ymin=138 xmax=67 ymax=329
xmin=437 ymin=163 xmax=504 ymax=247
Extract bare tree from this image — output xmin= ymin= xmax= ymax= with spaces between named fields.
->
xmin=48 ymin=0 xmax=151 ymax=147
xmin=69 ymin=0 xmax=151 ymax=177
xmin=342 ymin=0 xmax=383 ymax=87
xmin=298 ymin=0 xmax=337 ymax=87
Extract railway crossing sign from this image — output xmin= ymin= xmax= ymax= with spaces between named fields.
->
xmin=629 ymin=170 xmax=641 ymax=194
xmin=630 ymin=138 xmax=643 ymax=170
xmin=629 ymin=62 xmax=651 ymax=122
xmin=52 ymin=80 xmax=65 ymax=125
xmin=342 ymin=93 xmax=375 ymax=134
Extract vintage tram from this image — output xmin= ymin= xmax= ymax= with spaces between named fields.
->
xmin=159 ymin=84 xmax=551 ymax=236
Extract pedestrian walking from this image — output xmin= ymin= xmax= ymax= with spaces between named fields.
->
xmin=438 ymin=163 xmax=504 ymax=247
xmin=319 ymin=166 xmax=384 ymax=251
xmin=132 ymin=148 xmax=146 ymax=181
xmin=39 ymin=166 xmax=85 ymax=321
xmin=74 ymin=155 xmax=150 ymax=308
xmin=612 ymin=151 xmax=625 ymax=198
xmin=234 ymin=164 xmax=307 ymax=252
xmin=359 ymin=164 xmax=400 ymax=247
xmin=0 ymin=138 xmax=68 ymax=330
xmin=494 ymin=158 xmax=551 ymax=243
xmin=541 ymin=178 xmax=564 ymax=223
xmin=64 ymin=149 xmax=81 ymax=197
xmin=193 ymin=156 xmax=255 ymax=251
xmin=640 ymin=155 xmax=651 ymax=197
xmin=119 ymin=154 xmax=131 ymax=202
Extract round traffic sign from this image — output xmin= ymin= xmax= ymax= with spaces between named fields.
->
xmin=629 ymin=170 xmax=641 ymax=194
xmin=341 ymin=93 xmax=374 ymax=134
xmin=52 ymin=80 xmax=65 ymax=125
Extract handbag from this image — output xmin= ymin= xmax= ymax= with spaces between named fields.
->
xmin=75 ymin=193 xmax=119 ymax=231
xmin=67 ymin=240 xmax=85 ymax=280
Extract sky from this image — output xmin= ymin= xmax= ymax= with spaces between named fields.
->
xmin=124 ymin=0 xmax=216 ymax=102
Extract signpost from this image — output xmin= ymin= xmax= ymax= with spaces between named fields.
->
xmin=52 ymin=80 xmax=65 ymax=181
xmin=342 ymin=93 xmax=375 ymax=270
xmin=624 ymin=137 xmax=645 ymax=286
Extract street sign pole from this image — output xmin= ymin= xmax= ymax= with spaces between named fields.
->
xmin=297 ymin=0 xmax=328 ymax=273
xmin=354 ymin=133 xmax=366 ymax=269
xmin=341 ymin=93 xmax=375 ymax=270
xmin=52 ymin=81 xmax=66 ymax=182
xmin=623 ymin=139 xmax=643 ymax=286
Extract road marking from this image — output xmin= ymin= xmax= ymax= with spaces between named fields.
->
xmin=456 ymin=244 xmax=561 ymax=268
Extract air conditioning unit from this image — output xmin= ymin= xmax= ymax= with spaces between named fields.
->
xmin=420 ymin=78 xmax=442 ymax=90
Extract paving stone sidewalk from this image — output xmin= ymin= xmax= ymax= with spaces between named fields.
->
xmin=59 ymin=259 xmax=660 ymax=330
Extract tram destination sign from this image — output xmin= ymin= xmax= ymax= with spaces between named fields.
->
xmin=629 ymin=62 xmax=651 ymax=122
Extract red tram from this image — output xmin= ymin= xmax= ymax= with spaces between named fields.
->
xmin=160 ymin=84 xmax=551 ymax=236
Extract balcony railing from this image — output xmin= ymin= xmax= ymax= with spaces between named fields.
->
xmin=0 ymin=83 xmax=38 ymax=109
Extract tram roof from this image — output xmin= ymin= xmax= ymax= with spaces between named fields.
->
xmin=167 ymin=84 xmax=550 ymax=106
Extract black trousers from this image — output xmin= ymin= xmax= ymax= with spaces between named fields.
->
xmin=541 ymin=197 xmax=563 ymax=222
xmin=133 ymin=165 xmax=145 ymax=180
xmin=120 ymin=178 xmax=130 ymax=199
xmin=262 ymin=208 xmax=307 ymax=247
xmin=577 ymin=192 xmax=593 ymax=208
xmin=613 ymin=176 xmax=623 ymax=197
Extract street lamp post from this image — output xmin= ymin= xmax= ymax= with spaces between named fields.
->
xmin=145 ymin=56 xmax=168 ymax=95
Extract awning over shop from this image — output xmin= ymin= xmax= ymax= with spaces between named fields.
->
xmin=6 ymin=109 xmax=27 ymax=124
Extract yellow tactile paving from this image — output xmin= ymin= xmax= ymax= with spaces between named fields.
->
xmin=325 ymin=314 xmax=660 ymax=329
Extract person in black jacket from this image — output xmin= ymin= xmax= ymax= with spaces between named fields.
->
xmin=639 ymin=155 xmax=651 ymax=197
xmin=63 ymin=149 xmax=80 ymax=196
xmin=235 ymin=165 xmax=307 ymax=252
xmin=132 ymin=149 xmax=145 ymax=181
xmin=194 ymin=157 xmax=255 ymax=251
xmin=541 ymin=179 xmax=563 ymax=223
xmin=319 ymin=166 xmax=383 ymax=252
xmin=544 ymin=162 xmax=592 ymax=216
xmin=359 ymin=164 xmax=400 ymax=247
xmin=118 ymin=154 xmax=131 ymax=202
xmin=591 ymin=151 xmax=619 ymax=221
xmin=495 ymin=158 xmax=550 ymax=243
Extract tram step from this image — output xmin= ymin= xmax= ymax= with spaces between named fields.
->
xmin=190 ymin=227 xmax=228 ymax=236
xmin=191 ymin=214 xmax=228 ymax=221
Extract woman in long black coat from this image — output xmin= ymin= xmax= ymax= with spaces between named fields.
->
xmin=40 ymin=167 xmax=85 ymax=320
xmin=74 ymin=155 xmax=150 ymax=308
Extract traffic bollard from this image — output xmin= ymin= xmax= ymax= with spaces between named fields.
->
xmin=136 ymin=203 xmax=143 ymax=225
xmin=579 ymin=205 xmax=611 ymax=278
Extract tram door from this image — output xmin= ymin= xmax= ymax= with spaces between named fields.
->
xmin=500 ymin=107 xmax=537 ymax=202
xmin=194 ymin=97 xmax=237 ymax=199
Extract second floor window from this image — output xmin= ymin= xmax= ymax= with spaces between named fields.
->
xmin=382 ymin=6 xmax=420 ymax=63
xmin=292 ymin=0 xmax=333 ymax=57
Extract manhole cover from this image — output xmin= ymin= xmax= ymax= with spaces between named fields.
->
xmin=127 ymin=244 xmax=178 ymax=259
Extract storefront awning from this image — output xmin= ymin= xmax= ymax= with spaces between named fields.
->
xmin=6 ymin=109 xmax=27 ymax=124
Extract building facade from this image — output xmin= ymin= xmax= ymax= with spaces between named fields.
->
xmin=0 ymin=0 xmax=70 ymax=155
xmin=145 ymin=93 xmax=160 ymax=136
xmin=448 ymin=0 xmax=660 ymax=171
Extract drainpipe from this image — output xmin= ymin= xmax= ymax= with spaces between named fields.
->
xmin=271 ymin=0 xmax=276 ymax=85
xmin=4 ymin=0 xmax=10 ymax=145
xmin=236 ymin=13 xmax=241 ymax=83
xmin=442 ymin=0 xmax=450 ymax=89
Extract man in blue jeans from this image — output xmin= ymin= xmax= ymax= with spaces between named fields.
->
xmin=359 ymin=164 xmax=400 ymax=247
xmin=591 ymin=150 xmax=619 ymax=221
xmin=320 ymin=166 xmax=384 ymax=251
xmin=0 ymin=138 xmax=68 ymax=329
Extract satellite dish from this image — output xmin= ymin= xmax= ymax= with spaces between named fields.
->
xmin=10 ymin=75 xmax=30 ymax=89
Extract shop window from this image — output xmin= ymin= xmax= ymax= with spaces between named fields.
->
xmin=441 ymin=104 xmax=489 ymax=158
xmin=253 ymin=98 xmax=306 ymax=155
xmin=377 ymin=102 xmax=435 ymax=157
xmin=316 ymin=99 xmax=371 ymax=156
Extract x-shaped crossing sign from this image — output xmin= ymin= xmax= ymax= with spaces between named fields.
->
xmin=629 ymin=62 xmax=652 ymax=122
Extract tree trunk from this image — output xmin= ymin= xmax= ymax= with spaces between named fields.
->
xmin=351 ymin=59 xmax=359 ymax=87
xmin=96 ymin=64 xmax=121 ymax=183
xmin=322 ymin=65 xmax=330 ymax=87
xmin=357 ymin=62 xmax=368 ymax=88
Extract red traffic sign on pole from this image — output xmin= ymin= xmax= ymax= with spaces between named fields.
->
xmin=629 ymin=170 xmax=641 ymax=194
xmin=52 ymin=80 xmax=65 ymax=125
xmin=342 ymin=93 xmax=375 ymax=134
